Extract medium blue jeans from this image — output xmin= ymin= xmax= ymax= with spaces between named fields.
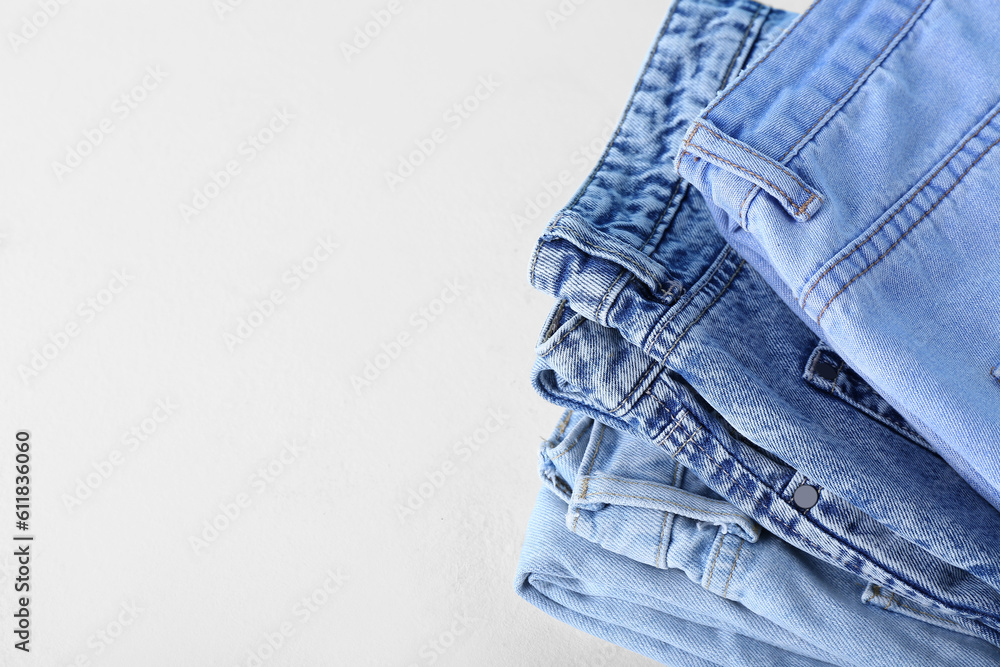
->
xmin=515 ymin=410 xmax=1000 ymax=666
xmin=675 ymin=0 xmax=1000 ymax=508
xmin=526 ymin=0 xmax=1000 ymax=650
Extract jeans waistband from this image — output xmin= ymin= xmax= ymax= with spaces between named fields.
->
xmin=528 ymin=0 xmax=792 ymax=351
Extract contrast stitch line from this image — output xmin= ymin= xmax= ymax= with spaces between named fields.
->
xmin=578 ymin=423 xmax=607 ymax=500
xmin=738 ymin=184 xmax=758 ymax=223
xmin=646 ymin=247 xmax=733 ymax=354
xmin=589 ymin=474 xmax=757 ymax=517
xmin=545 ymin=299 xmax=566 ymax=340
xmin=884 ymin=592 xmax=897 ymax=611
xmin=555 ymin=410 xmax=573 ymax=437
xmin=609 ymin=360 xmax=661 ymax=415
xmin=673 ymin=425 xmax=705 ymax=457
xmin=801 ymin=102 xmax=1000 ymax=310
xmin=566 ymin=0 xmax=681 ymax=211
xmin=654 ymin=511 xmax=670 ymax=568
xmin=538 ymin=316 xmax=587 ymax=358
xmin=596 ymin=267 xmax=628 ymax=322
xmin=702 ymin=0 xmax=824 ymax=116
xmin=722 ymin=540 xmax=744 ymax=598
xmin=693 ymin=123 xmax=820 ymax=200
xmin=778 ymin=0 xmax=932 ymax=162
xmin=864 ymin=587 xmax=880 ymax=604
xmin=584 ymin=492 xmax=752 ymax=519
xmin=683 ymin=144 xmax=803 ymax=211
xmin=641 ymin=177 xmax=684 ymax=251
xmin=717 ymin=6 xmax=761 ymax=91
xmin=662 ymin=261 xmax=747 ymax=359
xmin=705 ymin=533 xmax=726 ymax=591
xmin=549 ymin=423 xmax=588 ymax=461
xmin=894 ymin=600 xmax=959 ymax=626
xmin=817 ymin=130 xmax=1000 ymax=323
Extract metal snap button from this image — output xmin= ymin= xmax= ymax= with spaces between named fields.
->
xmin=793 ymin=484 xmax=819 ymax=509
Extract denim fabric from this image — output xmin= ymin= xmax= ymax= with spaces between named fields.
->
xmin=526 ymin=0 xmax=1000 ymax=649
xmin=674 ymin=0 xmax=1000 ymax=507
xmin=514 ymin=411 xmax=1000 ymax=666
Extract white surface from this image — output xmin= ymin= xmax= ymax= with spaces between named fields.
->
xmin=0 ymin=1 xmax=810 ymax=665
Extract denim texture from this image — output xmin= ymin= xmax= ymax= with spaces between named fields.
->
xmin=514 ymin=410 xmax=1000 ymax=666
xmin=524 ymin=0 xmax=1000 ymax=652
xmin=674 ymin=0 xmax=1000 ymax=507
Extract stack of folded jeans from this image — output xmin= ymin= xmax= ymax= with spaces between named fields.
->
xmin=513 ymin=0 xmax=1000 ymax=664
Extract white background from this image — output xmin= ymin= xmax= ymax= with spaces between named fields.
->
xmin=0 ymin=0 xmax=809 ymax=665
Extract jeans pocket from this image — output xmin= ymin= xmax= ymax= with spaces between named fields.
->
xmin=802 ymin=343 xmax=935 ymax=454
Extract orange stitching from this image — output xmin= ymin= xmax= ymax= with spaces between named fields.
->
xmin=684 ymin=145 xmax=803 ymax=212
xmin=702 ymin=0 xmax=823 ymax=116
xmin=796 ymin=193 xmax=817 ymax=215
xmin=779 ymin=0 xmax=930 ymax=162
xmin=801 ymin=102 xmax=1000 ymax=310
xmin=549 ymin=422 xmax=589 ymax=461
xmin=884 ymin=591 xmax=896 ymax=611
xmin=654 ymin=511 xmax=670 ymax=568
xmin=555 ymin=410 xmax=573 ymax=437
xmin=694 ymin=123 xmax=819 ymax=198
xmin=894 ymin=600 xmax=959 ymax=626
xmin=705 ymin=533 xmax=726 ymax=590
xmin=539 ymin=315 xmax=587 ymax=358
xmin=722 ymin=540 xmax=744 ymax=598
xmin=817 ymin=130 xmax=1000 ymax=323
xmin=579 ymin=423 xmax=607 ymax=498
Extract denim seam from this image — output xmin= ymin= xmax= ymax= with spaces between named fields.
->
xmin=549 ymin=422 xmax=587 ymax=461
xmin=655 ymin=510 xmax=670 ymax=568
xmin=718 ymin=5 xmax=762 ymax=92
xmin=817 ymin=130 xmax=1000 ymax=323
xmin=894 ymin=599 xmax=960 ymax=626
xmin=777 ymin=0 xmax=934 ymax=163
xmin=679 ymin=144 xmax=807 ymax=214
xmin=538 ymin=316 xmax=588 ymax=359
xmin=672 ymin=423 xmax=994 ymax=621
xmin=689 ymin=123 xmax=822 ymax=202
xmin=596 ymin=268 xmax=630 ymax=325
xmin=555 ymin=409 xmax=573 ymax=436
xmin=645 ymin=246 xmax=734 ymax=356
xmin=583 ymin=491 xmax=753 ymax=521
xmin=661 ymin=261 xmax=747 ymax=360
xmin=705 ymin=532 xmax=726 ymax=591
xmin=722 ymin=539 xmax=744 ymax=598
xmin=702 ymin=0 xmax=822 ymax=116
xmin=573 ymin=423 xmax=607 ymax=533
xmin=548 ymin=221 xmax=663 ymax=290
xmin=545 ymin=300 xmax=567 ymax=340
xmin=801 ymin=102 xmax=1000 ymax=311
xmin=609 ymin=360 xmax=663 ymax=416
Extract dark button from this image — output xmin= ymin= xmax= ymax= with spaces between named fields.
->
xmin=812 ymin=359 xmax=840 ymax=382
xmin=793 ymin=484 xmax=819 ymax=509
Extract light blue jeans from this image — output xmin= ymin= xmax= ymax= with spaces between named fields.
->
xmin=515 ymin=411 xmax=1000 ymax=666
xmin=524 ymin=0 xmax=1000 ymax=653
xmin=675 ymin=0 xmax=1000 ymax=508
